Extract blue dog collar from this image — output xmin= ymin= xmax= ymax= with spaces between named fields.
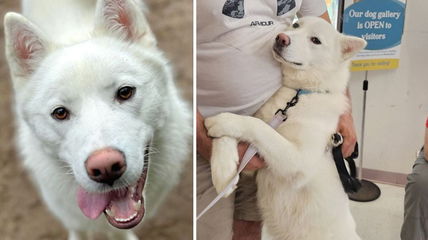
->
xmin=298 ymin=89 xmax=313 ymax=95
xmin=297 ymin=89 xmax=329 ymax=95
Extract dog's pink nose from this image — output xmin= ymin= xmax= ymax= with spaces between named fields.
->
xmin=85 ymin=148 xmax=126 ymax=186
xmin=276 ymin=33 xmax=290 ymax=47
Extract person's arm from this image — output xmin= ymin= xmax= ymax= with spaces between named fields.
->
xmin=197 ymin=110 xmax=212 ymax=160
xmin=424 ymin=118 xmax=428 ymax=160
xmin=337 ymin=89 xmax=357 ymax=157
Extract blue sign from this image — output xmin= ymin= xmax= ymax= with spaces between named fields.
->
xmin=343 ymin=0 xmax=405 ymax=50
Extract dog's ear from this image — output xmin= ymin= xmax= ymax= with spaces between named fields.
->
xmin=94 ymin=0 xmax=156 ymax=46
xmin=4 ymin=13 xmax=49 ymax=79
xmin=340 ymin=36 xmax=367 ymax=60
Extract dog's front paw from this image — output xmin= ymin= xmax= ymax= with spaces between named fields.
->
xmin=211 ymin=136 xmax=239 ymax=197
xmin=205 ymin=113 xmax=243 ymax=139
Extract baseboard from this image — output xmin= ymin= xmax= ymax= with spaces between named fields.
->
xmin=361 ymin=168 xmax=408 ymax=187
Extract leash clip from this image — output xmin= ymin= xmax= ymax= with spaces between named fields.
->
xmin=274 ymin=109 xmax=288 ymax=122
xmin=274 ymin=89 xmax=302 ymax=122
xmin=331 ymin=133 xmax=343 ymax=147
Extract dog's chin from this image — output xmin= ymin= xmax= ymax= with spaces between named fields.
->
xmin=76 ymin=147 xmax=150 ymax=229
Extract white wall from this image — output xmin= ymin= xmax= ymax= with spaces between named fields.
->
xmin=348 ymin=0 xmax=428 ymax=174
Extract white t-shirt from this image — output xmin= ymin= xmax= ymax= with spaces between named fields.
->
xmin=197 ymin=0 xmax=327 ymax=117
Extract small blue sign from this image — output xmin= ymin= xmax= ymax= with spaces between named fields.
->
xmin=343 ymin=0 xmax=405 ymax=50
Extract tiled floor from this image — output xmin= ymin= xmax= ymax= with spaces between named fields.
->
xmin=350 ymin=183 xmax=405 ymax=240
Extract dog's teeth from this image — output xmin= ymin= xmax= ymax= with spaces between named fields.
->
xmin=114 ymin=212 xmax=138 ymax=222
xmin=128 ymin=212 xmax=137 ymax=220
xmin=134 ymin=200 xmax=142 ymax=211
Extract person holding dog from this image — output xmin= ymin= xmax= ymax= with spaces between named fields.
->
xmin=197 ymin=0 xmax=358 ymax=239
xmin=401 ymin=117 xmax=428 ymax=240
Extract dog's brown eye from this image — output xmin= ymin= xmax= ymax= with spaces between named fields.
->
xmin=116 ymin=86 xmax=135 ymax=101
xmin=311 ymin=37 xmax=321 ymax=45
xmin=52 ymin=107 xmax=70 ymax=120
xmin=292 ymin=22 xmax=299 ymax=28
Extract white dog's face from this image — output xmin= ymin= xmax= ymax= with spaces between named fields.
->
xmin=5 ymin=0 xmax=168 ymax=229
xmin=273 ymin=17 xmax=342 ymax=70
xmin=23 ymin=40 xmax=165 ymax=190
xmin=272 ymin=16 xmax=366 ymax=91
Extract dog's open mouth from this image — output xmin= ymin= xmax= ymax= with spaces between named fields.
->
xmin=104 ymin=165 xmax=147 ymax=229
xmin=77 ymin=148 xmax=149 ymax=229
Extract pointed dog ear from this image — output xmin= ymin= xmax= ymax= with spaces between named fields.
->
xmin=4 ymin=13 xmax=50 ymax=79
xmin=341 ymin=35 xmax=367 ymax=60
xmin=94 ymin=0 xmax=156 ymax=46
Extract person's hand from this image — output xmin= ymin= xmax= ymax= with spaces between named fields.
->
xmin=197 ymin=110 xmax=212 ymax=161
xmin=237 ymin=142 xmax=266 ymax=171
xmin=337 ymin=111 xmax=357 ymax=158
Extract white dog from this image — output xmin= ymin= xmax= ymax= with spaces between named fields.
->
xmin=205 ymin=17 xmax=366 ymax=240
xmin=4 ymin=0 xmax=190 ymax=239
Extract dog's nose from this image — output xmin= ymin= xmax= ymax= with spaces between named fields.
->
xmin=275 ymin=33 xmax=291 ymax=47
xmin=85 ymin=148 xmax=126 ymax=186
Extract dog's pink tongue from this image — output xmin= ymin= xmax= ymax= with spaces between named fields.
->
xmin=77 ymin=187 xmax=111 ymax=219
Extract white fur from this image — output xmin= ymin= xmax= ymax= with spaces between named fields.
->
xmin=4 ymin=0 xmax=190 ymax=239
xmin=206 ymin=17 xmax=366 ymax=240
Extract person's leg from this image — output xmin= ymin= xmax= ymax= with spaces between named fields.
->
xmin=233 ymin=173 xmax=262 ymax=240
xmin=233 ymin=219 xmax=262 ymax=240
xmin=197 ymin=155 xmax=234 ymax=240
xmin=401 ymin=149 xmax=428 ymax=240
